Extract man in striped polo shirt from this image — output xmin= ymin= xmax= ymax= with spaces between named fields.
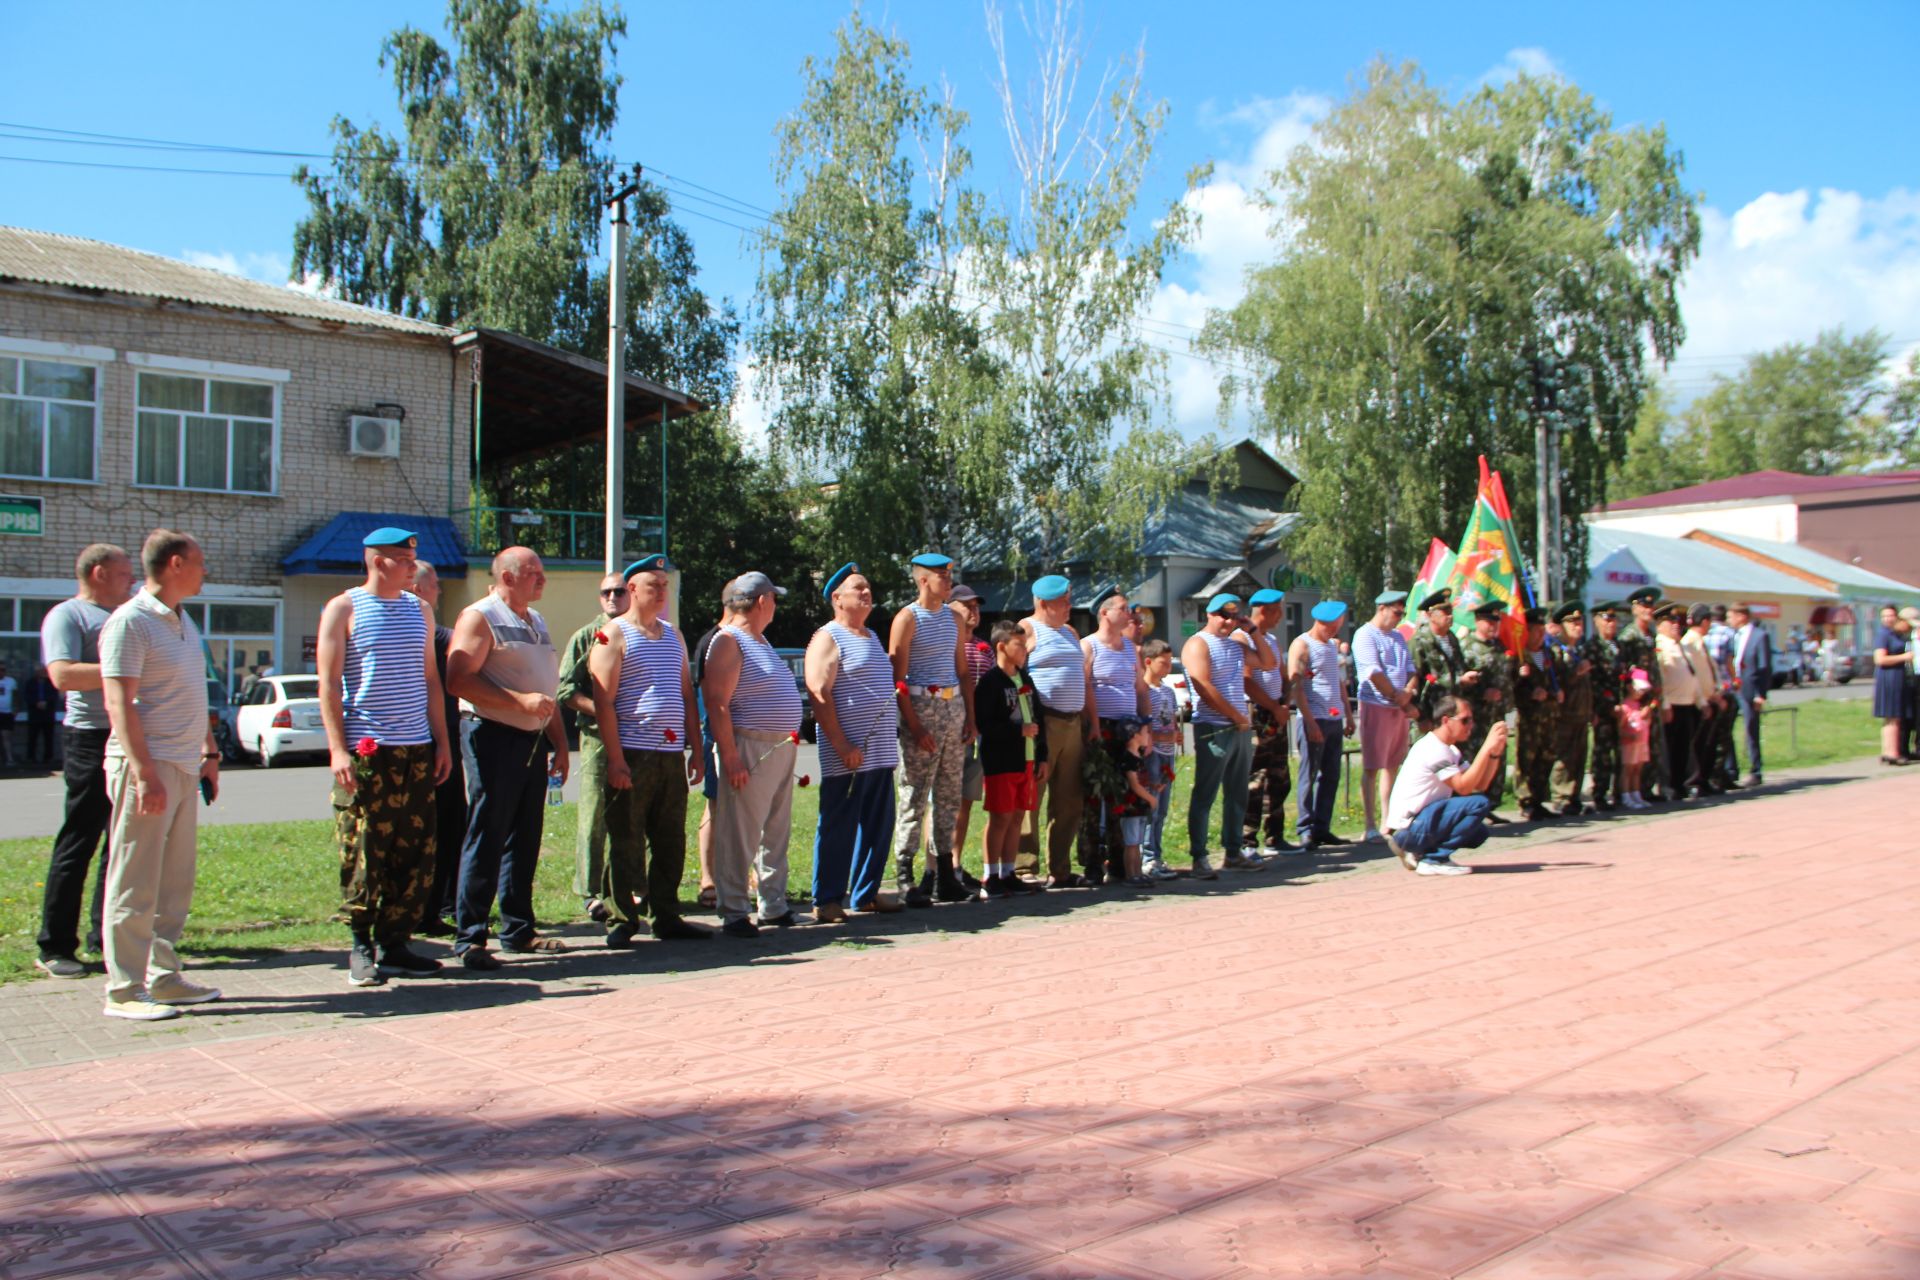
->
xmin=889 ymin=551 xmax=976 ymax=907
xmin=317 ymin=527 xmax=453 ymax=988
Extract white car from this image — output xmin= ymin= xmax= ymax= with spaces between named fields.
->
xmin=235 ymin=675 xmax=327 ymax=767
xmin=1163 ymin=660 xmax=1198 ymax=721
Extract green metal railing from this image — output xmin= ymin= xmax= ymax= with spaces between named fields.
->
xmin=453 ymin=506 xmax=665 ymax=564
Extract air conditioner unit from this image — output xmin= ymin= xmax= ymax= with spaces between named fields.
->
xmin=348 ymin=415 xmax=402 ymax=458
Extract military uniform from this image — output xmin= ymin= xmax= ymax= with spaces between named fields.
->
xmin=557 ymin=611 xmax=612 ymax=909
xmin=1512 ymin=608 xmax=1563 ymax=817
xmin=1458 ymin=608 xmax=1513 ymax=803
xmin=1579 ymin=604 xmax=1632 ymax=810
xmin=1409 ymin=590 xmax=1467 ymax=728
xmin=1547 ymin=604 xmax=1593 ymax=813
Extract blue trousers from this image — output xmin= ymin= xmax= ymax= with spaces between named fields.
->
xmin=1189 ymin=723 xmax=1252 ymax=860
xmin=1397 ymin=794 xmax=1491 ymax=862
xmin=1737 ymin=690 xmax=1764 ymax=775
xmin=1292 ymin=716 xmax=1343 ymax=842
xmin=456 ymin=717 xmax=550 ymax=953
xmin=1142 ymin=753 xmax=1175 ymax=862
xmin=813 ymin=768 xmax=895 ymax=908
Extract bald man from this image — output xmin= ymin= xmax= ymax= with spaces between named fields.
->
xmin=444 ymin=547 xmax=569 ymax=969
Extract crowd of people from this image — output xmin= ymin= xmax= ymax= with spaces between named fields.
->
xmin=28 ymin=525 xmax=1849 ymax=1021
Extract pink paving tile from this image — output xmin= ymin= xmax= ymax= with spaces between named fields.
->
xmin=1825 ymin=1182 xmax=1920 ymax=1245
xmin=1717 ymin=1238 xmax=1920 ymax=1280
xmin=1461 ymin=1235 xmax=1705 ymax=1279
xmin=1557 ymin=1194 xmax=1742 ymax=1266
xmin=1357 ymin=1204 xmax=1536 ymax=1276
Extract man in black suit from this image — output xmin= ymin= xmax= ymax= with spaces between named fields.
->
xmin=1727 ymin=603 xmax=1774 ymax=786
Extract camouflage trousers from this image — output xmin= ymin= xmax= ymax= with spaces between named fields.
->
xmin=1514 ymin=707 xmax=1559 ymax=810
xmin=572 ymin=733 xmax=608 ymax=899
xmin=334 ymin=743 xmax=437 ymax=943
xmin=1551 ymin=714 xmax=1592 ymax=808
xmin=1242 ymin=708 xmax=1291 ymax=849
xmin=1588 ymin=716 xmax=1619 ymax=805
xmin=893 ymin=692 xmax=965 ymax=885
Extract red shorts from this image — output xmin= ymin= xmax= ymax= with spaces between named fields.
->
xmin=983 ymin=764 xmax=1038 ymax=813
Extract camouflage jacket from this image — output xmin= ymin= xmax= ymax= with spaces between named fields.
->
xmin=1409 ymin=623 xmax=1468 ymax=720
xmin=1513 ymin=642 xmax=1564 ymax=719
xmin=1458 ymin=631 xmax=1513 ymax=716
xmin=1549 ymin=634 xmax=1595 ymax=723
xmin=1616 ymin=623 xmax=1663 ymax=702
xmin=1582 ymin=632 xmax=1633 ymax=718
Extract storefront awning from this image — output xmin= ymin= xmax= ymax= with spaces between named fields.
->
xmin=284 ymin=512 xmax=468 ymax=577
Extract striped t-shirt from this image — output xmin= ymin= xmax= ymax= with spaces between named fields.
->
xmin=1147 ymin=683 xmax=1178 ymax=758
xmin=1027 ymin=620 xmax=1085 ymax=713
xmin=904 ymin=603 xmax=958 ymax=687
xmin=1089 ymin=636 xmax=1140 ymax=719
xmin=1192 ymin=631 xmax=1248 ymax=726
xmin=611 ymin=617 xmax=688 ymax=753
xmin=100 ymin=590 xmax=209 ymax=766
xmin=342 ymin=588 xmax=432 ymax=746
xmin=722 ymin=624 xmax=803 ymax=735
xmin=817 ymin=622 xmax=898 ymax=777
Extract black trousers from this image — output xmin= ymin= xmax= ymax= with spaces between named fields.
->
xmin=422 ymin=748 xmax=468 ymax=925
xmin=27 ymin=718 xmax=56 ymax=763
xmin=35 ymin=727 xmax=112 ymax=958
xmin=1665 ymin=705 xmax=1702 ymax=796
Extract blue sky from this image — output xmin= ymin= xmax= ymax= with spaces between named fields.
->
xmin=4 ymin=1 xmax=1917 ymax=435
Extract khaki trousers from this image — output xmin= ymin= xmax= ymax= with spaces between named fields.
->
xmin=103 ymin=758 xmax=199 ymax=1001
xmin=711 ymin=729 xmax=796 ymax=923
xmin=1016 ymin=711 xmax=1085 ymax=880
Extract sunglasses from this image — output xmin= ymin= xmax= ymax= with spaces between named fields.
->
xmin=600 ymin=587 xmax=629 ymax=598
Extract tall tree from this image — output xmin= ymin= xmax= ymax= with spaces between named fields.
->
xmin=1207 ymin=61 xmax=1700 ymax=598
xmin=1687 ymin=328 xmax=1891 ymax=478
xmin=752 ymin=12 xmax=1009 ymax=603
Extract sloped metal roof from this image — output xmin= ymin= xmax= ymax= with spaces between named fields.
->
xmin=1596 ymin=468 xmax=1920 ymax=513
xmin=1693 ymin=530 xmax=1920 ymax=600
xmin=1585 ymin=526 xmax=1832 ymax=598
xmin=0 ymin=225 xmax=452 ymax=337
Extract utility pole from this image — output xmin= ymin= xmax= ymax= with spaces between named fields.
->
xmin=603 ymin=165 xmax=642 ymax=574
xmin=1530 ymin=352 xmax=1554 ymax=604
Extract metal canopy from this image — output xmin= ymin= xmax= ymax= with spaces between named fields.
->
xmin=451 ymin=327 xmax=707 ymax=469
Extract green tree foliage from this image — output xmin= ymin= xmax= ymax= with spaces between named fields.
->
xmin=290 ymin=0 xmax=811 ymax=631
xmin=1207 ymin=61 xmax=1700 ymax=598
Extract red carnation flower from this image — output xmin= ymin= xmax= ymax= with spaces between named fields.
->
xmin=895 ymin=680 xmax=910 ymax=694
xmin=663 ymin=727 xmax=678 ymax=743
xmin=593 ymin=630 xmax=609 ymax=645
xmin=1423 ymin=673 xmax=1437 ymax=684
xmin=789 ymin=730 xmax=801 ymax=743
xmin=797 ymin=774 xmax=812 ymax=787
xmin=354 ymin=737 xmax=379 ymax=757
xmin=1327 ymin=706 xmax=1341 ymax=718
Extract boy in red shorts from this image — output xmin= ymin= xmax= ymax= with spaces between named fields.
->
xmin=976 ymin=620 xmax=1050 ymax=899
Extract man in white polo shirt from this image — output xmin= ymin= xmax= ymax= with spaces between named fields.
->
xmin=98 ymin=529 xmax=222 ymax=1019
xmin=1382 ymin=694 xmax=1508 ymax=877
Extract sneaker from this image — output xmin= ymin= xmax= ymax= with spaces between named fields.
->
xmin=148 ymin=974 xmax=222 ymax=1005
xmin=348 ymin=936 xmax=385 ymax=987
xmin=1385 ymin=831 xmax=1417 ymax=872
xmin=605 ymin=923 xmax=640 ymax=949
xmin=761 ymin=910 xmax=811 ymax=928
xmin=983 ymin=875 xmax=1018 ymax=900
xmin=1125 ymin=874 xmax=1156 ymax=888
xmin=1416 ymin=860 xmax=1472 ymax=877
xmin=933 ymin=875 xmax=972 ymax=904
xmin=1142 ymin=858 xmax=1178 ymax=882
xmin=654 ymin=917 xmax=714 ymax=941
xmin=1190 ymin=855 xmax=1219 ymax=881
xmin=902 ymin=884 xmax=934 ymax=910
xmin=379 ymin=944 xmax=444 ymax=977
xmin=103 ymin=994 xmax=181 ymax=1021
xmin=1362 ymin=827 xmax=1383 ymax=845
xmin=35 ymin=954 xmax=87 ymax=979
xmin=461 ymin=947 xmax=504 ymax=970
xmin=722 ymin=917 xmax=761 ymax=939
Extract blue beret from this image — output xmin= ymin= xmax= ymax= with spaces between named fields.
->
xmin=1031 ymin=574 xmax=1070 ymax=602
xmin=1248 ymin=588 xmax=1284 ymax=605
xmin=1310 ymin=600 xmax=1348 ymax=623
xmin=362 ymin=526 xmax=417 ymax=548
xmin=623 ymin=554 xmax=673 ymax=578
xmin=1206 ymin=593 xmax=1242 ymax=615
xmin=823 ymin=561 xmax=861 ymax=600
xmin=909 ymin=552 xmax=952 ymax=569
xmin=1375 ymin=590 xmax=1408 ymax=606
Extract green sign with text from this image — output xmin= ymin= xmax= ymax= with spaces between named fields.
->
xmin=0 ymin=495 xmax=44 ymax=536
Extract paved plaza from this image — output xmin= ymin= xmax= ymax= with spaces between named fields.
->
xmin=2 ymin=767 xmax=1917 ymax=1278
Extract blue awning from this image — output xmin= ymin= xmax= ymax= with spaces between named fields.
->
xmin=283 ymin=512 xmax=468 ymax=577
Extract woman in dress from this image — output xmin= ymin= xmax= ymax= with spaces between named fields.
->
xmin=1870 ymin=604 xmax=1911 ymax=765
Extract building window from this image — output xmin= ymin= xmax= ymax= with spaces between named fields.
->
xmin=184 ymin=600 xmax=280 ymax=695
xmin=0 ymin=596 xmax=65 ymax=693
xmin=0 ymin=356 xmax=97 ymax=482
xmin=135 ymin=372 xmax=276 ymax=494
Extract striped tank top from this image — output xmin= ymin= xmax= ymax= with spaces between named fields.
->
xmin=611 ymin=617 xmax=687 ymax=753
xmin=1249 ymin=630 xmax=1286 ymax=701
xmin=1192 ymin=630 xmax=1248 ymax=726
xmin=1026 ymin=620 xmax=1085 ymax=713
xmin=817 ymin=622 xmax=898 ymax=777
xmin=1089 ymin=636 xmax=1140 ymax=720
xmin=342 ymin=588 xmax=431 ymax=745
xmin=721 ymin=624 xmax=803 ymax=734
xmin=1300 ymin=634 xmax=1343 ymax=718
xmin=904 ymin=602 xmax=958 ymax=687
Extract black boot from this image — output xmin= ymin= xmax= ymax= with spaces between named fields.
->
xmin=933 ymin=855 xmax=971 ymax=903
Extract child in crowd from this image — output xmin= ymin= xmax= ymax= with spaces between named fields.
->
xmin=975 ymin=620 xmax=1049 ymax=899
xmin=1617 ymin=668 xmax=1654 ymax=810
xmin=1140 ymin=640 xmax=1181 ymax=880
xmin=1109 ymin=717 xmax=1160 ymax=887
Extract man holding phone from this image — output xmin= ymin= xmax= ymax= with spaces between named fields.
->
xmin=1381 ymin=695 xmax=1509 ymax=877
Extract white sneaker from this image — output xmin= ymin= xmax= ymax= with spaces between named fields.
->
xmin=148 ymin=974 xmax=222 ymax=1006
xmin=1363 ymin=827 xmax=1383 ymax=845
xmin=103 ymin=995 xmax=182 ymax=1021
xmin=1415 ymin=860 xmax=1472 ymax=877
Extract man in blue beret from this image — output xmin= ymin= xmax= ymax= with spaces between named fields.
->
xmin=1237 ymin=588 xmax=1295 ymax=863
xmin=316 ymin=526 xmax=454 ymax=988
xmin=1018 ymin=574 xmax=1096 ymax=887
xmin=889 ymin=552 xmax=976 ymax=906
xmin=1288 ymin=600 xmax=1355 ymax=849
xmin=1181 ymin=593 xmax=1277 ymax=878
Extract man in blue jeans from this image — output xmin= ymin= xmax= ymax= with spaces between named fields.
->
xmin=1289 ymin=599 xmax=1353 ymax=849
xmin=1180 ymin=594 xmax=1276 ymax=878
xmin=1382 ymin=694 xmax=1509 ymax=876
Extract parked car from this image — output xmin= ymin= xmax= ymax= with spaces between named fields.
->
xmin=1163 ymin=659 xmax=1197 ymax=721
xmin=206 ymin=679 xmax=246 ymax=764
xmin=773 ymin=648 xmax=817 ymax=743
xmin=235 ymin=675 xmax=327 ymax=766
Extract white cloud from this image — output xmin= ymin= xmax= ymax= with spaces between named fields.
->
xmin=178 ymin=248 xmax=332 ymax=296
xmin=1663 ymin=186 xmax=1920 ymax=395
xmin=1477 ymin=46 xmax=1565 ymax=88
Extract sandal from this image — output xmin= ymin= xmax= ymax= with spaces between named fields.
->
xmin=697 ymin=885 xmax=718 ymax=909
xmin=501 ymin=935 xmax=566 ymax=954
xmin=1047 ymin=874 xmax=1091 ymax=889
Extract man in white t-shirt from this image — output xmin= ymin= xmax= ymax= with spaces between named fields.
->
xmin=1382 ymin=694 xmax=1509 ymax=877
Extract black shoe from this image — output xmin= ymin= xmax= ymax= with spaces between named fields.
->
xmin=378 ymin=942 xmax=443 ymax=976
xmin=585 ymin=897 xmax=612 ymax=923
xmin=902 ymin=884 xmax=934 ymax=909
xmin=722 ymin=917 xmax=760 ymax=939
xmin=1013 ymin=876 xmax=1045 ymax=894
xmin=1315 ymin=831 xmax=1352 ymax=846
xmin=1594 ymin=797 xmax=1616 ymax=811
xmin=1485 ymin=812 xmax=1510 ymax=825
xmin=982 ymin=875 xmax=1016 ymax=901
xmin=1558 ymin=802 xmax=1586 ymax=817
xmin=606 ymin=923 xmax=640 ymax=949
xmin=348 ymin=933 xmax=384 ymax=987
xmin=415 ymin=916 xmax=455 ymax=939
xmin=933 ymin=873 xmax=972 ymax=904
xmin=654 ymin=917 xmax=713 ymax=941
xmin=459 ymin=947 xmax=503 ymax=971
xmin=762 ymin=910 xmax=807 ymax=928
xmin=35 ymin=954 xmax=86 ymax=979
xmin=1523 ymin=805 xmax=1550 ymax=822
xmin=957 ymin=867 xmax=983 ymax=893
